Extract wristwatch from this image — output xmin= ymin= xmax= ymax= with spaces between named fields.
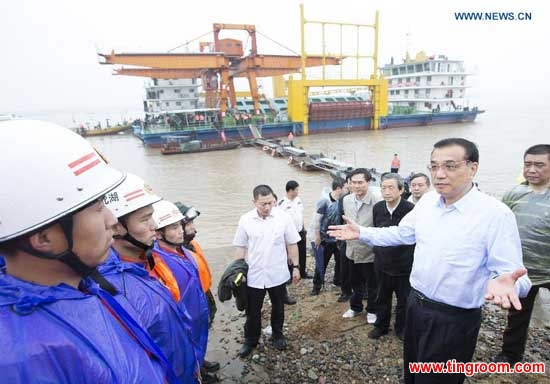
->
xmin=292 ymin=265 xmax=300 ymax=270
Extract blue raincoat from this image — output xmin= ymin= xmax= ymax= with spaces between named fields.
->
xmin=0 ymin=272 xmax=176 ymax=384
xmin=100 ymin=249 xmax=200 ymax=383
xmin=152 ymin=242 xmax=210 ymax=364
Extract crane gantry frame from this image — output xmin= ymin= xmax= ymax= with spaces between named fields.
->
xmin=99 ymin=23 xmax=341 ymax=116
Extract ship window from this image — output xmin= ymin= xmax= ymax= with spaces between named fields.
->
xmin=346 ymin=97 xmax=356 ymax=101
xmin=392 ymin=69 xmax=398 ymax=75
xmin=274 ymin=99 xmax=286 ymax=104
xmin=176 ymin=102 xmax=182 ymax=106
xmin=165 ymin=102 xmax=170 ymax=107
xmin=424 ymin=63 xmax=430 ymax=71
xmin=416 ymin=64 xmax=423 ymax=72
xmin=174 ymin=89 xmax=181 ymax=93
xmin=414 ymin=90 xmax=419 ymax=95
xmin=245 ymin=101 xmax=254 ymax=105
xmin=159 ymin=90 xmax=164 ymax=94
xmin=427 ymin=76 xmax=432 ymax=81
xmin=405 ymin=90 xmax=409 ymax=95
xmin=311 ymin=98 xmax=321 ymax=102
xmin=395 ymin=90 xmax=400 ymax=95
xmin=416 ymin=77 xmax=421 ymax=82
xmin=325 ymin=98 xmax=335 ymax=102
xmin=335 ymin=97 xmax=346 ymax=101
xmin=390 ymin=90 xmax=395 ymax=95
xmin=397 ymin=78 xmax=402 ymax=83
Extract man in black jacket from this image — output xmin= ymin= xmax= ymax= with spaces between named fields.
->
xmin=369 ymin=173 xmax=415 ymax=340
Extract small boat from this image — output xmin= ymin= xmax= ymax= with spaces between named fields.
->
xmin=77 ymin=123 xmax=132 ymax=137
xmin=161 ymin=136 xmax=240 ymax=155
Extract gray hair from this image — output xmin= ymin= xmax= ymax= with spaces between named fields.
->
xmin=380 ymin=172 xmax=404 ymax=189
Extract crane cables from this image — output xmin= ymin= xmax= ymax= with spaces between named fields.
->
xmin=255 ymin=29 xmax=299 ymax=56
xmin=167 ymin=30 xmax=213 ymax=53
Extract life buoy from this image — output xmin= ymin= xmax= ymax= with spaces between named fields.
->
xmin=262 ymin=146 xmax=269 ymax=151
xmin=288 ymin=156 xmax=293 ymax=165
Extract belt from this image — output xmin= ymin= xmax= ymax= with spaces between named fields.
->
xmin=411 ymin=288 xmax=479 ymax=314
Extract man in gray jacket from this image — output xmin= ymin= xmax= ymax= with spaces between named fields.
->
xmin=341 ymin=168 xmax=382 ymax=322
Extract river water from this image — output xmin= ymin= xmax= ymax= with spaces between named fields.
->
xmin=86 ymin=105 xmax=548 ymax=250
xmin=39 ymin=105 xmax=548 ymax=381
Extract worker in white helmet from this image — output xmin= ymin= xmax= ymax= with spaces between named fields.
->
xmin=104 ymin=176 xmax=209 ymax=372
xmin=0 ymin=120 xmax=178 ymax=383
xmin=99 ymin=176 xmax=200 ymax=383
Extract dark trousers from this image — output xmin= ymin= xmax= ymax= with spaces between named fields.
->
xmin=502 ymin=283 xmax=550 ymax=361
xmin=350 ymin=261 xmax=377 ymax=313
xmin=298 ymin=230 xmax=307 ymax=277
xmin=375 ymin=272 xmax=410 ymax=333
xmin=338 ymin=243 xmax=352 ymax=295
xmin=244 ymin=283 xmax=285 ymax=346
xmin=404 ymin=290 xmax=481 ymax=384
xmin=312 ymin=242 xmax=340 ymax=289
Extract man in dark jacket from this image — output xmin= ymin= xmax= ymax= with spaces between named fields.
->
xmin=369 ymin=173 xmax=415 ymax=340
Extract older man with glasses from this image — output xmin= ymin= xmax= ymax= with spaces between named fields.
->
xmin=328 ymin=138 xmax=531 ymax=384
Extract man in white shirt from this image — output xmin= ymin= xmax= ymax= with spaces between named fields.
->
xmin=329 ymin=138 xmax=530 ymax=384
xmin=234 ymin=184 xmax=301 ymax=358
xmin=278 ymin=180 xmax=311 ymax=279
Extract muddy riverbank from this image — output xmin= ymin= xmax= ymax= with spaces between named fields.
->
xmin=205 ymin=247 xmax=549 ymax=383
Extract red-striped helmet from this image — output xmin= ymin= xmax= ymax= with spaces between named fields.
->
xmin=104 ymin=173 xmax=161 ymax=218
xmin=0 ymin=120 xmax=125 ymax=242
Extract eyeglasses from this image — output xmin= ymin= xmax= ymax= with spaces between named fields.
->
xmin=427 ymin=160 xmax=470 ymax=173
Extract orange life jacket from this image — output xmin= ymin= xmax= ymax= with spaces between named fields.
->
xmin=180 ymin=240 xmax=212 ymax=293
xmin=120 ymin=251 xmax=181 ymax=302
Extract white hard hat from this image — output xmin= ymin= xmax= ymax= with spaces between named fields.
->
xmin=152 ymin=200 xmax=184 ymax=229
xmin=105 ymin=173 xmax=161 ymax=218
xmin=0 ymin=120 xmax=125 ymax=242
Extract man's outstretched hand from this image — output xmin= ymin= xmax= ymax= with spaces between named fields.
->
xmin=485 ymin=268 xmax=528 ymax=310
xmin=327 ymin=216 xmax=361 ymax=241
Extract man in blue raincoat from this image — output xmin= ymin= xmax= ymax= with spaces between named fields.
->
xmin=0 ymin=120 xmax=178 ymax=383
xmin=100 ymin=249 xmax=200 ymax=383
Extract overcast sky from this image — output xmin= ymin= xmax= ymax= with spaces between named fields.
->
xmin=2 ymin=0 xmax=548 ymax=115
